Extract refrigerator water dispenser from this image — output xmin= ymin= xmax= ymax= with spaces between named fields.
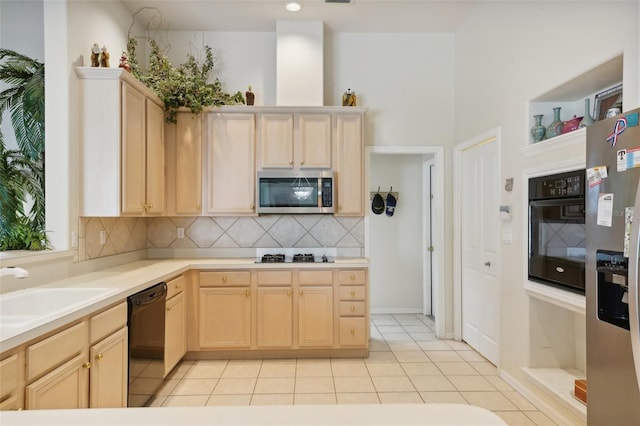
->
xmin=596 ymin=250 xmax=629 ymax=330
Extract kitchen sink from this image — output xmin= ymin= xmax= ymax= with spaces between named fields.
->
xmin=0 ymin=287 xmax=119 ymax=329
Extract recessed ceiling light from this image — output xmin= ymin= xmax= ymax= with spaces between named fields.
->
xmin=285 ymin=1 xmax=303 ymax=12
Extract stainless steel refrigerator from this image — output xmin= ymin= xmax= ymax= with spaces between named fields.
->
xmin=586 ymin=108 xmax=640 ymax=425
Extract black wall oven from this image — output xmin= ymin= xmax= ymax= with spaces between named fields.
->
xmin=528 ymin=169 xmax=586 ymax=293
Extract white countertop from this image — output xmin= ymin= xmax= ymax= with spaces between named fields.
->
xmin=0 ymin=257 xmax=368 ymax=351
xmin=0 ymin=403 xmax=506 ymax=425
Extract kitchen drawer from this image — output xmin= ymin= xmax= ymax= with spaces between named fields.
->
xmin=0 ymin=394 xmax=19 ymax=410
xmin=339 ymin=270 xmax=366 ymax=285
xmin=26 ymin=321 xmax=88 ymax=382
xmin=339 ymin=317 xmax=367 ymax=347
xmin=200 ymin=271 xmax=251 ymax=287
xmin=90 ymin=302 xmax=127 ymax=344
xmin=0 ymin=353 xmax=19 ymax=400
xmin=299 ymin=270 xmax=333 ymax=285
xmin=166 ymin=274 xmax=186 ymax=299
xmin=339 ymin=285 xmax=366 ymax=301
xmin=339 ymin=301 xmax=366 ymax=317
xmin=257 ymin=270 xmax=292 ymax=285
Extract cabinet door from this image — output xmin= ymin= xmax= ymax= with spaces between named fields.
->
xmin=175 ymin=113 xmax=202 ymax=214
xmin=121 ymin=82 xmax=146 ymax=215
xmin=207 ymin=113 xmax=256 ymax=214
xmin=90 ymin=327 xmax=128 ymax=408
xmin=25 ymin=354 xmax=89 ymax=410
xmin=298 ymin=114 xmax=331 ymax=169
xmin=199 ymin=287 xmax=251 ymax=348
xmin=298 ymin=286 xmax=334 ymax=347
xmin=0 ymin=353 xmax=22 ymax=410
xmin=257 ymin=287 xmax=293 ymax=348
xmin=165 ymin=292 xmax=186 ymax=376
xmin=258 ymin=113 xmax=294 ymax=168
xmin=334 ymin=114 xmax=364 ymax=216
xmin=145 ymin=99 xmax=166 ymax=215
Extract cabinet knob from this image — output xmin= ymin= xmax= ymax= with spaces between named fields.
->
xmin=287 ymin=290 xmax=292 ymax=297
xmin=83 ymin=362 xmax=91 ymax=369
xmin=246 ymin=290 xmax=251 ymax=297
xmin=299 ymin=290 xmax=304 ymax=296
xmin=167 ymin=306 xmax=172 ymax=311
xmin=95 ymin=353 xmax=104 ymax=361
xmin=350 ymin=275 xmax=355 ymax=281
xmin=251 ymin=205 xmax=255 ymax=210
xmin=484 ymin=261 xmax=491 ymax=267
xmin=350 ymin=290 xmax=356 ymax=297
xmin=350 ymin=305 xmax=356 ymax=312
xmin=350 ymin=330 xmax=355 ymax=336
xmin=289 ymin=161 xmax=293 ymax=165
xmin=176 ymin=284 xmax=181 ymax=290
xmin=222 ymin=276 xmax=227 ymax=283
xmin=300 ymin=161 xmax=305 ymax=165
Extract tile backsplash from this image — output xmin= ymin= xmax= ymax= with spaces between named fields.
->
xmin=79 ymin=215 xmax=364 ymax=261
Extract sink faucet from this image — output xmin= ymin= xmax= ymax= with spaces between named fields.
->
xmin=0 ymin=267 xmax=29 ymax=279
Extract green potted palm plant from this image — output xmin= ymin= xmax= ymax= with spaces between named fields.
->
xmin=0 ymin=48 xmax=48 ymax=250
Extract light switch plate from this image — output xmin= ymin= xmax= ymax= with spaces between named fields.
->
xmin=177 ymin=228 xmax=185 ymax=239
xmin=501 ymin=229 xmax=512 ymax=244
xmin=99 ymin=230 xmax=107 ymax=245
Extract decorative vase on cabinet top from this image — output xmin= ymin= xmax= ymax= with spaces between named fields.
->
xmin=546 ymin=107 xmax=563 ymax=139
xmin=531 ymin=114 xmax=546 ymax=142
xmin=561 ymin=115 xmax=583 ymax=134
xmin=579 ymin=98 xmax=594 ymax=128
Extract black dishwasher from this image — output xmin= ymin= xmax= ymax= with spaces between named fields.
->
xmin=127 ymin=282 xmax=167 ymax=407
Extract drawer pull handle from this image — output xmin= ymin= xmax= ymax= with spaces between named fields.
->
xmin=350 ymin=290 xmax=356 ymax=297
xmin=95 ymin=353 xmax=104 ymax=361
xmin=350 ymin=330 xmax=355 ymax=336
xmin=350 ymin=275 xmax=355 ymax=281
xmin=222 ymin=276 xmax=227 ymax=283
xmin=83 ymin=362 xmax=91 ymax=369
xmin=246 ymin=290 xmax=251 ymax=297
xmin=350 ymin=305 xmax=356 ymax=312
xmin=176 ymin=284 xmax=181 ymax=290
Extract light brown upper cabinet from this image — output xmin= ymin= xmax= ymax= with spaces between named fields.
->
xmin=257 ymin=113 xmax=332 ymax=170
xmin=75 ymin=68 xmax=165 ymax=217
xmin=206 ymin=113 xmax=256 ymax=215
xmin=334 ymin=113 xmax=364 ymax=216
xmin=172 ymin=113 xmax=203 ymax=215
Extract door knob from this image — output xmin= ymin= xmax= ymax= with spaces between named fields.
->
xmin=484 ymin=261 xmax=491 ymax=267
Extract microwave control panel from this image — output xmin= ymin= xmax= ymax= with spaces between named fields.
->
xmin=321 ymin=179 xmax=333 ymax=207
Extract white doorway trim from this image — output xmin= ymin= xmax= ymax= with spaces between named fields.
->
xmin=364 ymin=145 xmax=445 ymax=337
xmin=423 ymin=158 xmax=435 ymax=317
xmin=453 ymin=127 xmax=502 ymax=341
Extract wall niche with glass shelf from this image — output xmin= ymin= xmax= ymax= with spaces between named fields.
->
xmin=527 ymin=54 xmax=623 ymax=147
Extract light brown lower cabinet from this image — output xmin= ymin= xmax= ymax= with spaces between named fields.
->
xmin=256 ymin=287 xmax=293 ymax=348
xmin=199 ymin=287 xmax=252 ymax=348
xmin=1 ymin=301 xmax=129 ymax=412
xmin=165 ymin=291 xmax=187 ymax=375
xmin=298 ymin=286 xmax=334 ymax=347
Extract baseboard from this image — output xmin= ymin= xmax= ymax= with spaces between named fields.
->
xmin=371 ymin=308 xmax=424 ymax=315
xmin=499 ymin=369 xmax=582 ymax=425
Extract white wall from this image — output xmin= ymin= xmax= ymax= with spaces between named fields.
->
xmin=369 ymin=154 xmax=424 ymax=312
xmin=455 ymin=1 xmax=639 ymax=421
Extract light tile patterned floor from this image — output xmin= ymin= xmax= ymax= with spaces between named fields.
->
xmin=139 ymin=314 xmax=556 ymax=425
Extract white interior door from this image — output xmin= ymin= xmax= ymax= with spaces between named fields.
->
xmin=423 ymin=161 xmax=434 ymax=316
xmin=460 ymin=137 xmax=500 ymax=365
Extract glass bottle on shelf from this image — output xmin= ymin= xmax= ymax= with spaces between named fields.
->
xmin=546 ymin=107 xmax=562 ymax=139
xmin=579 ymin=98 xmax=594 ymax=128
xmin=531 ymin=114 xmax=546 ymax=142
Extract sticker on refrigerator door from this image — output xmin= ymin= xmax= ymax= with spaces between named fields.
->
xmin=606 ymin=117 xmax=627 ymax=147
xmin=625 ymin=112 xmax=639 ymax=127
xmin=617 ymin=147 xmax=640 ymax=172
xmin=597 ymin=193 xmax=614 ymax=227
xmin=587 ymin=166 xmax=608 ymax=187
xmin=624 ymin=207 xmax=634 ymax=257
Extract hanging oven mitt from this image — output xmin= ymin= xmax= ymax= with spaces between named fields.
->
xmin=386 ymin=192 xmax=397 ymax=217
xmin=371 ymin=192 xmax=385 ymax=215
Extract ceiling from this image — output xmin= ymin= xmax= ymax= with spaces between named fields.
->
xmin=120 ymin=0 xmax=480 ymax=33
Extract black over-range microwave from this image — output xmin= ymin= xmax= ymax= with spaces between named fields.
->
xmin=257 ymin=170 xmax=334 ymax=214
xmin=528 ymin=169 xmax=586 ymax=293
